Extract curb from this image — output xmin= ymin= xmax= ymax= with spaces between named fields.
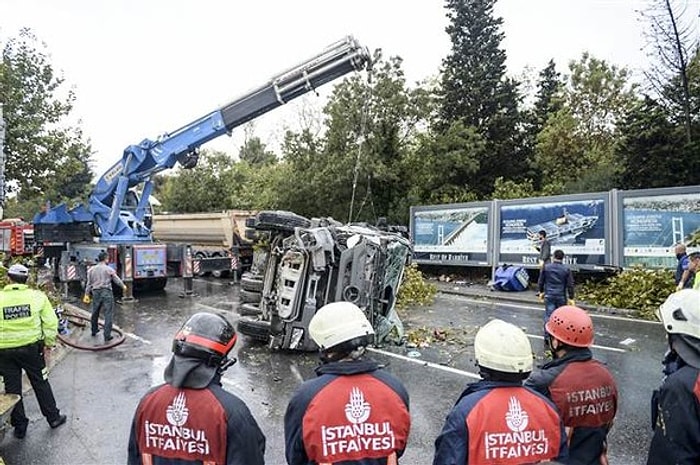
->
xmin=436 ymin=286 xmax=641 ymax=319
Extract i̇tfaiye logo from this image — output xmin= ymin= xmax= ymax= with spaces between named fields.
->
xmin=505 ymin=396 xmax=529 ymax=432
xmin=344 ymin=387 xmax=371 ymax=424
xmin=166 ymin=392 xmax=189 ymax=427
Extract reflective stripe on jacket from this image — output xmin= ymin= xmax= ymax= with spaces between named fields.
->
xmin=0 ymin=284 xmax=57 ymax=349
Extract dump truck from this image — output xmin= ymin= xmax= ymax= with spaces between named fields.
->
xmin=151 ymin=210 xmax=257 ymax=277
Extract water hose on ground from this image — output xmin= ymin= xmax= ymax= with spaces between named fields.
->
xmin=57 ymin=307 xmax=125 ymax=351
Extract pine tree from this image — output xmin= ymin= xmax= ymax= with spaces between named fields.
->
xmin=439 ymin=0 xmax=528 ymax=198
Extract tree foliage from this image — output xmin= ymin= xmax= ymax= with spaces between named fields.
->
xmin=440 ymin=0 xmax=529 ymax=197
xmin=0 ymin=28 xmax=93 ymax=211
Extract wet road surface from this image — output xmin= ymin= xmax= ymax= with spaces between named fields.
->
xmin=0 ymin=279 xmax=665 ymax=464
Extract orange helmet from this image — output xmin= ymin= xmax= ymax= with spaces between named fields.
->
xmin=545 ymin=305 xmax=594 ymax=347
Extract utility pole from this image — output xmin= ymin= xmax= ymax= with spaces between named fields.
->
xmin=0 ymin=104 xmax=5 ymax=219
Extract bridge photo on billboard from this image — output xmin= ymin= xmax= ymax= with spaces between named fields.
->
xmin=410 ymin=202 xmax=491 ymax=266
xmin=497 ymin=193 xmax=610 ymax=269
xmin=618 ymin=186 xmax=700 ymax=269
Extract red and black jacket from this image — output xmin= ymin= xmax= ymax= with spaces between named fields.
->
xmin=647 ymin=364 xmax=700 ymax=465
xmin=433 ymin=379 xmax=568 ymax=465
xmin=128 ymin=381 xmax=265 ymax=465
xmin=284 ymin=358 xmax=410 ymax=465
xmin=525 ymin=348 xmax=618 ymax=465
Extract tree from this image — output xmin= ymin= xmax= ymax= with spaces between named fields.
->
xmin=0 ymin=29 xmax=93 ymax=207
xmin=439 ymin=0 xmax=529 ymax=197
xmin=278 ymin=53 xmax=434 ymax=224
xmin=535 ymin=53 xmax=637 ymax=193
xmin=641 ymin=0 xmax=699 ymax=141
xmin=616 ymin=96 xmax=685 ymax=189
xmin=238 ymin=124 xmax=277 ymax=166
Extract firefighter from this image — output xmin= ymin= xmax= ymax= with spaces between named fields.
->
xmin=526 ymin=305 xmax=618 ymax=465
xmin=433 ymin=319 xmax=568 ymax=465
xmin=647 ymin=289 xmax=700 ymax=464
xmin=0 ymin=264 xmax=67 ymax=438
xmin=128 ymin=312 xmax=265 ymax=465
xmin=284 ymin=302 xmax=411 ymax=465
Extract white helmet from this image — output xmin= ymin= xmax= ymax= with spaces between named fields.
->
xmin=309 ymin=302 xmax=375 ymax=350
xmin=657 ymin=289 xmax=700 ymax=339
xmin=474 ymin=319 xmax=533 ymax=373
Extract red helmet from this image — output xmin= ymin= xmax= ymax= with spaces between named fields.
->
xmin=545 ymin=305 xmax=594 ymax=347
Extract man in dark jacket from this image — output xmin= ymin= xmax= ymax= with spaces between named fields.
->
xmin=284 ymin=302 xmax=410 ymax=465
xmin=526 ymin=305 xmax=618 ymax=465
xmin=538 ymin=249 xmax=575 ymax=346
xmin=537 ymin=229 xmax=552 ymax=268
xmin=128 ymin=312 xmax=265 ymax=465
xmin=647 ymin=289 xmax=700 ymax=464
xmin=433 ymin=319 xmax=568 ymax=465
xmin=674 ymin=243 xmax=695 ymax=290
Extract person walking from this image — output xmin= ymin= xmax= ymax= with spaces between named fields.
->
xmin=674 ymin=243 xmax=695 ymax=290
xmin=0 ymin=264 xmax=67 ymax=438
xmin=526 ymin=305 xmax=618 ymax=465
xmin=538 ymin=249 xmax=575 ymax=347
xmin=85 ymin=251 xmax=126 ymax=342
xmin=647 ymin=289 xmax=700 ymax=465
xmin=433 ymin=319 xmax=568 ymax=464
xmin=284 ymin=302 xmax=411 ymax=465
xmin=686 ymin=251 xmax=700 ymax=290
xmin=128 ymin=312 xmax=266 ymax=465
xmin=537 ymin=229 xmax=552 ymax=268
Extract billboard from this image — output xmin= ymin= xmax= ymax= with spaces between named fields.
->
xmin=411 ymin=203 xmax=490 ymax=265
xmin=621 ymin=189 xmax=700 ymax=268
xmin=498 ymin=195 xmax=608 ymax=268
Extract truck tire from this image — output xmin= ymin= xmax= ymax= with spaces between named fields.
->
xmin=240 ymin=289 xmax=262 ymax=304
xmin=237 ymin=317 xmax=271 ymax=342
xmin=241 ymin=273 xmax=264 ymax=292
xmin=251 ymin=211 xmax=311 ymax=233
xmin=194 ymin=252 xmax=210 ymax=277
xmin=239 ymin=303 xmax=262 ymax=316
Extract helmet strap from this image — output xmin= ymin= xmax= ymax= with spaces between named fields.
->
xmin=218 ymin=356 xmax=237 ymax=374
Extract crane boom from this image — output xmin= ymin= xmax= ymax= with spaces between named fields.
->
xmin=36 ymin=36 xmax=370 ymax=243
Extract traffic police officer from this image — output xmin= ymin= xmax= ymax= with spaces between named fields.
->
xmin=0 ymin=264 xmax=66 ymax=438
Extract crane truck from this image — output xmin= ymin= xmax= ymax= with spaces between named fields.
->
xmin=32 ymin=36 xmax=370 ymax=298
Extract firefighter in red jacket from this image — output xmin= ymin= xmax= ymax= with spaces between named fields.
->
xmin=647 ymin=289 xmax=700 ymax=464
xmin=128 ymin=312 xmax=265 ymax=465
xmin=525 ymin=305 xmax=618 ymax=465
xmin=433 ymin=319 xmax=568 ymax=465
xmin=284 ymin=302 xmax=411 ymax=465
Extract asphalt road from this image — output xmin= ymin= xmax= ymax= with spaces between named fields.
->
xmin=0 ymin=278 xmax=666 ymax=465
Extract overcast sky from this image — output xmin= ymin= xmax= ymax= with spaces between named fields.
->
xmin=3 ymin=0 xmax=696 ymax=177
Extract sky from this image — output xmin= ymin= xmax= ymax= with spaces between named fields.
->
xmin=3 ymin=0 xmax=694 ymax=178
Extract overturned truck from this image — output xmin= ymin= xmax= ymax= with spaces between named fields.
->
xmin=237 ymin=211 xmax=411 ymax=351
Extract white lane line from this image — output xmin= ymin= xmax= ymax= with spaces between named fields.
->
xmin=455 ymin=297 xmax=661 ymax=324
xmin=525 ymin=334 xmax=626 ymax=353
xmin=121 ymin=332 xmax=152 ymax=344
xmin=192 ymin=279 xmax=227 ymax=286
xmin=368 ymin=347 xmax=481 ymax=379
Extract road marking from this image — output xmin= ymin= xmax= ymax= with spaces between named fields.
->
xmin=455 ymin=297 xmax=661 ymax=324
xmin=193 ymin=278 xmax=227 ymax=286
xmin=525 ymin=334 xmax=626 ymax=353
xmin=368 ymin=347 xmax=481 ymax=379
xmin=122 ymin=332 xmax=152 ymax=344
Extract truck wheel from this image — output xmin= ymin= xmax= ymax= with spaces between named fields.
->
xmin=251 ymin=211 xmax=311 ymax=233
xmin=241 ymin=273 xmax=264 ymax=292
xmin=240 ymin=289 xmax=262 ymax=304
xmin=237 ymin=317 xmax=271 ymax=342
xmin=194 ymin=252 xmax=210 ymax=277
xmin=239 ymin=303 xmax=262 ymax=316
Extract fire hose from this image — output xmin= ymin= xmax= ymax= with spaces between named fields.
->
xmin=56 ymin=306 xmax=125 ymax=352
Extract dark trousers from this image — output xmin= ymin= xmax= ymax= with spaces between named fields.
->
xmin=91 ymin=288 xmax=115 ymax=340
xmin=0 ymin=341 xmax=61 ymax=428
xmin=544 ymin=295 xmax=567 ymax=346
